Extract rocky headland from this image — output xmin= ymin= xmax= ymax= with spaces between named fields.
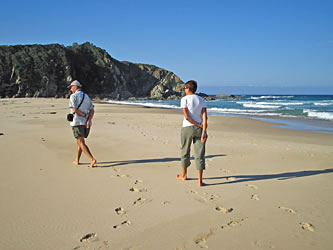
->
xmin=0 ymin=42 xmax=184 ymax=100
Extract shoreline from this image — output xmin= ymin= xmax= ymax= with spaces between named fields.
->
xmin=103 ymin=100 xmax=333 ymax=134
xmin=249 ymin=115 xmax=333 ymax=134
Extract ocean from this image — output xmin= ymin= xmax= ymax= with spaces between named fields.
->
xmin=105 ymin=95 xmax=333 ymax=134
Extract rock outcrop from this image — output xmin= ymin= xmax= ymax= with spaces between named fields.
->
xmin=216 ymin=94 xmax=241 ymax=99
xmin=0 ymin=42 xmax=184 ymax=99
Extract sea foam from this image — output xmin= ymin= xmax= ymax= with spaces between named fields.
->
xmin=304 ymin=109 xmax=333 ymax=120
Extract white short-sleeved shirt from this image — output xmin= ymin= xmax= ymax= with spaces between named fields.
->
xmin=69 ymin=90 xmax=94 ymax=127
xmin=181 ymin=94 xmax=207 ymax=127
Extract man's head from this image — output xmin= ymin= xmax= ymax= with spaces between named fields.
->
xmin=68 ymin=80 xmax=82 ymax=93
xmin=184 ymin=80 xmax=197 ymax=93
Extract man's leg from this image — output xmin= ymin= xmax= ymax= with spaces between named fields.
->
xmin=73 ymin=142 xmax=82 ymax=165
xmin=177 ymin=127 xmax=192 ymax=181
xmin=198 ymin=170 xmax=204 ymax=187
xmin=77 ymin=136 xmax=96 ymax=168
xmin=177 ymin=167 xmax=188 ymax=181
xmin=194 ymin=129 xmax=206 ymax=186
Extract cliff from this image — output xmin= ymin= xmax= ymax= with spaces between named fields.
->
xmin=0 ymin=42 xmax=184 ymax=99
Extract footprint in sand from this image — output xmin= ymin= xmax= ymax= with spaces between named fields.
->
xmin=300 ymin=223 xmax=314 ymax=232
xmin=113 ymin=220 xmax=131 ymax=229
xmin=129 ymin=187 xmax=147 ymax=193
xmin=193 ymin=197 xmax=206 ymax=203
xmin=186 ymin=190 xmax=203 ymax=203
xmin=251 ymin=194 xmax=259 ymax=201
xmin=221 ymin=218 xmax=247 ymax=229
xmin=194 ymin=229 xmax=216 ymax=249
xmin=202 ymin=192 xmax=220 ymax=201
xmin=188 ymin=190 xmax=199 ymax=195
xmin=219 ymin=169 xmax=231 ymax=174
xmin=112 ymin=168 xmax=121 ymax=173
xmin=134 ymin=179 xmax=143 ymax=184
xmin=140 ymin=131 xmax=147 ymax=137
xmin=278 ymin=206 xmax=296 ymax=214
xmin=117 ymin=174 xmax=130 ymax=178
xmin=208 ymin=194 xmax=219 ymax=201
xmin=246 ymin=184 xmax=258 ymax=190
xmin=187 ymin=190 xmax=203 ymax=203
xmin=115 ymin=207 xmax=126 ymax=216
xmin=188 ymin=190 xmax=218 ymax=203
xmin=252 ymin=239 xmax=275 ymax=249
xmin=80 ymin=233 xmax=97 ymax=242
xmin=133 ymin=197 xmax=146 ymax=206
xmin=215 ymin=205 xmax=233 ymax=214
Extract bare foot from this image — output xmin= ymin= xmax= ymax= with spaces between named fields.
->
xmin=176 ymin=174 xmax=187 ymax=181
xmin=73 ymin=161 xmax=80 ymax=166
xmin=198 ymin=182 xmax=206 ymax=187
xmin=90 ymin=159 xmax=97 ymax=168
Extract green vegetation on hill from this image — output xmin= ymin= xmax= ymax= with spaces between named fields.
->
xmin=0 ymin=42 xmax=183 ymax=99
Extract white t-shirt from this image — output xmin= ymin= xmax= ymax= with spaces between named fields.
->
xmin=181 ymin=94 xmax=207 ymax=127
xmin=69 ymin=90 xmax=94 ymax=127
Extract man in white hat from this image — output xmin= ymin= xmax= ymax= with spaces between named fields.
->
xmin=68 ymin=80 xmax=97 ymax=168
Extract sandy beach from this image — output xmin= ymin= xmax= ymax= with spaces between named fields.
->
xmin=1 ymin=98 xmax=332 ymax=250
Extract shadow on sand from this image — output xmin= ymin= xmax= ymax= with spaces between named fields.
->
xmin=95 ymin=154 xmax=226 ymax=168
xmin=203 ymin=168 xmax=333 ymax=186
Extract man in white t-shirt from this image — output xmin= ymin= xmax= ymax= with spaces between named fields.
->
xmin=177 ymin=80 xmax=208 ymax=186
xmin=68 ymin=80 xmax=96 ymax=168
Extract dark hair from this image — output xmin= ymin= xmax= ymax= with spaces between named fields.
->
xmin=185 ymin=80 xmax=197 ymax=93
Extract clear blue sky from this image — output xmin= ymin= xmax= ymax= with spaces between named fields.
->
xmin=1 ymin=0 xmax=332 ymax=94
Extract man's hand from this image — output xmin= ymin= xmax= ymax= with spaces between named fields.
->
xmin=201 ymin=132 xmax=207 ymax=143
xmin=86 ymin=120 xmax=91 ymax=128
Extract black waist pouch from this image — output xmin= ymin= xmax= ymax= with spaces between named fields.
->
xmin=67 ymin=113 xmax=74 ymax=121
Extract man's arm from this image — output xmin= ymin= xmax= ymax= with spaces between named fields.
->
xmin=201 ymin=108 xmax=208 ymax=142
xmin=182 ymin=108 xmax=203 ymax=128
xmin=87 ymin=108 xmax=94 ymax=120
xmin=86 ymin=108 xmax=94 ymax=128
xmin=72 ymin=107 xmax=89 ymax=119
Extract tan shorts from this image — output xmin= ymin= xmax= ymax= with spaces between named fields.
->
xmin=72 ymin=125 xmax=90 ymax=139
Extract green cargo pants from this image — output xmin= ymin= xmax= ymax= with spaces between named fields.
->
xmin=181 ymin=126 xmax=206 ymax=170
